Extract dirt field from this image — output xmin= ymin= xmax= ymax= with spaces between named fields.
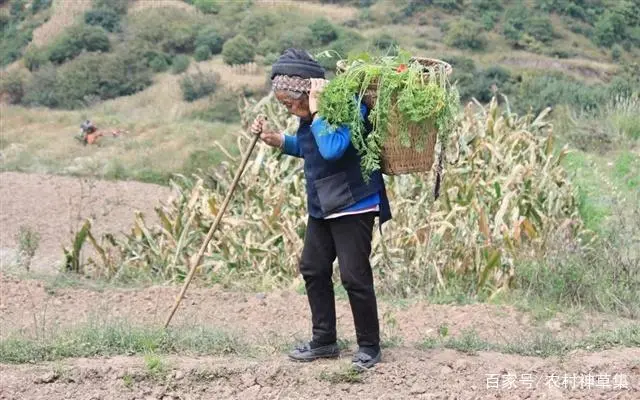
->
xmin=0 ymin=172 xmax=639 ymax=399
xmin=0 ymin=273 xmax=639 ymax=400
xmin=0 ymin=172 xmax=171 ymax=274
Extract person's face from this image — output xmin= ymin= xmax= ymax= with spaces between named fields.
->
xmin=275 ymin=90 xmax=311 ymax=119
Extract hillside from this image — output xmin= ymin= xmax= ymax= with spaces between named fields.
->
xmin=1 ymin=0 xmax=638 ymax=184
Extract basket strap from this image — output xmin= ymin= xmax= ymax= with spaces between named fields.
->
xmin=434 ymin=146 xmax=445 ymax=200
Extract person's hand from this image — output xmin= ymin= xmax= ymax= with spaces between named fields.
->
xmin=259 ymin=130 xmax=283 ymax=148
xmin=308 ymin=78 xmax=328 ymax=115
xmin=250 ymin=114 xmax=267 ymax=136
xmin=250 ymin=115 xmax=282 ymax=148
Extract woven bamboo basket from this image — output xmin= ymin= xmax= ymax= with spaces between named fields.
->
xmin=336 ymin=57 xmax=453 ymax=176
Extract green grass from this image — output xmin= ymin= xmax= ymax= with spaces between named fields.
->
xmin=0 ymin=321 xmax=248 ymax=364
xmin=443 ymin=328 xmax=492 ymax=355
xmin=564 ymin=152 xmax=611 ymax=232
xmin=614 ymin=151 xmax=640 ymax=190
xmin=143 ymin=353 xmax=170 ymax=381
xmin=563 ymin=148 xmax=639 ymax=233
xmin=420 ymin=325 xmax=640 ymax=358
xmin=318 ymin=364 xmax=365 ymax=384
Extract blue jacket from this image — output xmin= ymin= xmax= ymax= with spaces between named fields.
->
xmin=281 ymin=103 xmax=392 ymax=226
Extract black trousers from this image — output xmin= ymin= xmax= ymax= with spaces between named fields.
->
xmin=299 ymin=212 xmax=380 ymax=348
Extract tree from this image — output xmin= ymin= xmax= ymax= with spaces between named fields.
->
xmin=195 ymin=26 xmax=224 ymax=55
xmin=310 ymin=17 xmax=338 ymax=45
xmin=84 ymin=8 xmax=120 ymax=32
xmin=444 ymin=19 xmax=488 ymax=50
xmin=194 ymin=0 xmax=220 ymax=14
xmin=222 ymin=35 xmax=255 ymax=65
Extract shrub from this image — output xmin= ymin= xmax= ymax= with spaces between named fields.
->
xmin=23 ymin=46 xmax=48 ymax=71
xmin=516 ymin=208 xmax=640 ymax=318
xmin=443 ymin=57 xmax=515 ymax=103
xmin=470 ymin=0 xmax=502 ymax=12
xmin=23 ymin=51 xmax=153 ymax=109
xmin=607 ymin=74 xmax=638 ymax=99
xmin=480 ymin=11 xmax=500 ymax=30
xmin=0 ymin=11 xmax=10 ymax=31
xmin=593 ymin=12 xmax=623 ymax=48
xmin=257 ymin=39 xmax=279 ymax=56
xmin=10 ymin=0 xmax=25 ymax=20
xmin=0 ymin=24 xmax=33 ymax=66
xmin=92 ymin=0 xmax=128 ymax=14
xmin=189 ymin=90 xmax=241 ymax=123
xmin=263 ymin=52 xmax=278 ymax=66
xmin=503 ymin=3 xmax=528 ymax=42
xmin=515 ymin=73 xmax=608 ymax=115
xmin=47 ymin=24 xmax=110 ymax=64
xmin=328 ymin=30 xmax=366 ymax=59
xmin=611 ymin=44 xmax=623 ymax=62
xmin=126 ymin=9 xmax=200 ymax=55
xmin=22 ymin=64 xmax=59 ymax=107
xmin=239 ymin=12 xmax=276 ymax=42
xmin=161 ymin=25 xmax=197 ymax=54
xmin=180 ymin=70 xmax=220 ymax=101
xmin=84 ymin=8 xmax=120 ymax=32
xmin=150 ymin=55 xmax=170 ymax=72
xmin=171 ymin=55 xmax=190 ymax=74
xmin=433 ymin=0 xmax=462 ymax=11
xmin=182 ymin=149 xmax=224 ymax=177
xmin=472 ymin=66 xmax=513 ymax=102
xmin=0 ymin=69 xmax=27 ymax=104
xmin=31 ymin=0 xmax=52 ymax=14
xmin=278 ymin=27 xmax=314 ymax=53
xmin=444 ymin=19 xmax=487 ymax=50
xmin=222 ymin=35 xmax=255 ymax=65
xmin=195 ymin=26 xmax=224 ymax=55
xmin=310 ymin=17 xmax=338 ymax=45
xmin=526 ymin=15 xmax=555 ymax=43
xmin=140 ymin=50 xmax=171 ymax=69
xmin=194 ymin=45 xmax=212 ymax=61
xmin=194 ymin=0 xmax=220 ymax=14
xmin=79 ymin=51 xmax=152 ymax=104
xmin=373 ymin=33 xmax=398 ymax=52
xmin=545 ymin=48 xmax=575 ymax=59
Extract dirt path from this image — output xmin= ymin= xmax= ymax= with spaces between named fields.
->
xmin=1 ymin=274 xmax=639 ymax=399
xmin=0 ymin=275 xmax=633 ymax=346
xmin=1 ymin=338 xmax=639 ymax=399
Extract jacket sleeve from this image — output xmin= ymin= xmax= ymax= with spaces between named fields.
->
xmin=310 ymin=103 xmax=368 ymax=161
xmin=281 ymin=134 xmax=303 ymax=158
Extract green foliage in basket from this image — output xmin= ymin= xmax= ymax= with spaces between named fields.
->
xmin=317 ymin=50 xmax=460 ymax=180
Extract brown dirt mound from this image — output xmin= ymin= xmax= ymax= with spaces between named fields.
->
xmin=0 ymin=273 xmax=634 ymax=350
xmin=0 ymin=172 xmax=171 ymax=274
xmin=1 ymin=348 xmax=638 ymax=399
xmin=1 ymin=272 xmax=639 ymax=399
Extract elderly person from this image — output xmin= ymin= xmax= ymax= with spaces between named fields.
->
xmin=251 ymin=48 xmax=392 ymax=370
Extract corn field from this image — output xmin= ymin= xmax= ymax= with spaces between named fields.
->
xmin=66 ymin=94 xmax=587 ymax=297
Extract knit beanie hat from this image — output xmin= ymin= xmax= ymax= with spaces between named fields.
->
xmin=270 ymin=48 xmax=326 ymax=80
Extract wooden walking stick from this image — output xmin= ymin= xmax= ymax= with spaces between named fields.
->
xmin=163 ymin=118 xmax=264 ymax=329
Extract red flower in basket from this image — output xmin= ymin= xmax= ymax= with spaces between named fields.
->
xmin=396 ymin=64 xmax=407 ymax=73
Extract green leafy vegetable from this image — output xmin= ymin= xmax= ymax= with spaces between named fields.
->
xmin=318 ymin=50 xmax=460 ymax=181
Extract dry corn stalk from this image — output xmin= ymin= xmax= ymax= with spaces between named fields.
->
xmin=69 ymin=94 xmax=587 ymax=297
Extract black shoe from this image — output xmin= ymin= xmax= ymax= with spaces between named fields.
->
xmin=351 ymin=346 xmax=381 ymax=370
xmin=288 ymin=341 xmax=340 ymax=362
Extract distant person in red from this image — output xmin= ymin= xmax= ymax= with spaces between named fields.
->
xmin=79 ymin=120 xmax=123 ymax=145
xmin=80 ymin=120 xmax=100 ymax=145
